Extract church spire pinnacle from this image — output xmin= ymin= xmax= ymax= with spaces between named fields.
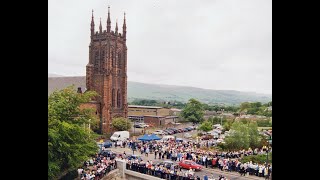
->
xmin=123 ymin=12 xmax=126 ymax=40
xmin=115 ymin=19 xmax=118 ymax=35
xmin=99 ymin=18 xmax=102 ymax=33
xmin=107 ymin=6 xmax=111 ymax=33
xmin=90 ymin=9 xmax=95 ymax=37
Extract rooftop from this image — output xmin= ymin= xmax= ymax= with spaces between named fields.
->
xmin=128 ymin=105 xmax=163 ymax=109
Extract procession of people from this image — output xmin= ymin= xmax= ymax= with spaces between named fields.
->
xmin=122 ymin=137 xmax=272 ymax=179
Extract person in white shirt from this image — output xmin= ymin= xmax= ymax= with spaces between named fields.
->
xmin=202 ymin=155 xmax=207 ymax=166
xmin=259 ymin=165 xmax=263 ymax=177
xmin=77 ymin=168 xmax=83 ymax=177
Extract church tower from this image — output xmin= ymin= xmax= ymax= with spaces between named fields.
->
xmin=86 ymin=6 xmax=128 ymax=134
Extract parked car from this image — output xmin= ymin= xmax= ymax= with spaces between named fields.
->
xmin=179 ymin=160 xmax=203 ymax=171
xmin=162 ymin=130 xmax=169 ymax=135
xmin=127 ymin=154 xmax=143 ymax=161
xmin=99 ymin=150 xmax=116 ymax=159
xmin=165 ymin=130 xmax=174 ymax=135
xmin=153 ymin=130 xmax=164 ymax=135
xmin=134 ymin=123 xmax=149 ymax=128
xmin=186 ymin=127 xmax=194 ymax=131
xmin=171 ymin=128 xmax=179 ymax=133
xmin=139 ymin=123 xmax=149 ymax=128
xmin=157 ymin=160 xmax=176 ymax=169
xmin=183 ymin=128 xmax=189 ymax=132
xmin=103 ymin=140 xmax=113 ymax=148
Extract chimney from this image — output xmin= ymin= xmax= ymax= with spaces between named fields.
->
xmin=77 ymin=87 xmax=82 ymax=93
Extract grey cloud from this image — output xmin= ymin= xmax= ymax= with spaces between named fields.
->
xmin=49 ymin=0 xmax=272 ymax=94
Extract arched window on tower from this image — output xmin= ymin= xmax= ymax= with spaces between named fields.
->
xmin=94 ymin=51 xmax=99 ymax=67
xmin=118 ymin=52 xmax=121 ymax=67
xmin=117 ymin=89 xmax=121 ymax=108
xmin=112 ymin=88 xmax=115 ymax=107
xmin=101 ymin=50 xmax=105 ymax=67
xmin=112 ymin=51 xmax=115 ymax=67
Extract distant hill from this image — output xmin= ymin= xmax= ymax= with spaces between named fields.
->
xmin=48 ymin=73 xmax=64 ymax=77
xmin=48 ymin=76 xmax=272 ymax=105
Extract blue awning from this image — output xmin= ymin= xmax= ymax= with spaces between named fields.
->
xmin=138 ymin=134 xmax=161 ymax=141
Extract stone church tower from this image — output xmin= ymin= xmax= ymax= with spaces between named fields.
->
xmin=86 ymin=7 xmax=128 ymax=134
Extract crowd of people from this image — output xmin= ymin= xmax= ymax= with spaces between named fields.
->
xmin=122 ymin=138 xmax=272 ymax=179
xmin=79 ymin=132 xmax=272 ymax=180
xmin=125 ymin=158 xmax=228 ymax=180
xmin=77 ymin=153 xmax=117 ymax=180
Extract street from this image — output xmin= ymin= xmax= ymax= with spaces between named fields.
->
xmin=109 ymin=147 xmax=265 ymax=180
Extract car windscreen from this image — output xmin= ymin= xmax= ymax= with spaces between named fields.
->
xmin=111 ymin=133 xmax=119 ymax=137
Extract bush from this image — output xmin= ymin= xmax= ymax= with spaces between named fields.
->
xmin=241 ymin=152 xmax=272 ymax=164
xmin=59 ymin=169 xmax=78 ymax=180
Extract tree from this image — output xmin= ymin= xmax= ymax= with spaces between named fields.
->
xmin=240 ymin=102 xmax=251 ymax=111
xmin=48 ymin=86 xmax=99 ymax=180
xmin=223 ymin=119 xmax=234 ymax=132
xmin=224 ymin=121 xmax=250 ymax=150
xmin=111 ymin=117 xmax=132 ymax=131
xmin=198 ymin=120 xmax=213 ymax=132
xmin=208 ymin=116 xmax=220 ymax=125
xmin=180 ymin=98 xmax=204 ymax=124
xmin=248 ymin=121 xmax=260 ymax=148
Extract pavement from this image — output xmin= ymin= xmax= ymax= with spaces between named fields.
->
xmin=109 ymin=147 xmax=265 ymax=180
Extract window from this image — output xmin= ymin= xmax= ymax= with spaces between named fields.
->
xmin=118 ymin=52 xmax=121 ymax=66
xmin=94 ymin=51 xmax=99 ymax=66
xmin=112 ymin=51 xmax=115 ymax=67
xmin=118 ymin=52 xmax=121 ymax=61
xmin=117 ymin=89 xmax=121 ymax=108
xmin=101 ymin=50 xmax=105 ymax=62
xmin=112 ymin=88 xmax=115 ymax=107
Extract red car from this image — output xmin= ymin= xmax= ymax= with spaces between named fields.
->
xmin=178 ymin=160 xmax=203 ymax=171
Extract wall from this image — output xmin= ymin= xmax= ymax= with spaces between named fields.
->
xmin=128 ymin=108 xmax=158 ymax=116
xmin=116 ymin=159 xmax=162 ymax=180
xmin=101 ymin=169 xmax=120 ymax=180
xmin=157 ymin=108 xmax=170 ymax=116
xmin=124 ymin=170 xmax=162 ymax=180
xmin=144 ymin=116 xmax=161 ymax=127
xmin=80 ymin=101 xmax=100 ymax=115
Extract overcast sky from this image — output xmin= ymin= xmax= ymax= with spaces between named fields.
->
xmin=49 ymin=0 xmax=272 ymax=94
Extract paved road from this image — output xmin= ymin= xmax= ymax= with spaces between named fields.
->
xmin=109 ymin=147 xmax=264 ymax=180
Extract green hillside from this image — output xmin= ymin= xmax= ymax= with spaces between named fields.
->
xmin=48 ymin=76 xmax=271 ymax=105
xmin=128 ymin=81 xmax=271 ymax=105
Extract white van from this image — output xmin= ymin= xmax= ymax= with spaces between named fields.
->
xmin=110 ymin=131 xmax=130 ymax=141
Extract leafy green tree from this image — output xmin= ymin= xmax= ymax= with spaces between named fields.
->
xmin=180 ymin=98 xmax=204 ymax=124
xmin=198 ymin=120 xmax=213 ymax=132
xmin=111 ymin=117 xmax=132 ymax=131
xmin=223 ymin=119 xmax=234 ymax=132
xmin=256 ymin=119 xmax=272 ymax=127
xmin=224 ymin=121 xmax=250 ymax=150
xmin=48 ymin=86 xmax=99 ymax=180
xmin=240 ymin=102 xmax=251 ymax=111
xmin=248 ymin=121 xmax=260 ymax=148
xmin=240 ymin=118 xmax=249 ymax=124
xmin=208 ymin=116 xmax=220 ymax=125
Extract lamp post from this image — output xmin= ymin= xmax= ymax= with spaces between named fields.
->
xmin=134 ymin=120 xmax=136 ymax=135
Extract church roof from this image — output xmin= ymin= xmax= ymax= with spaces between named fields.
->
xmin=48 ymin=76 xmax=86 ymax=95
